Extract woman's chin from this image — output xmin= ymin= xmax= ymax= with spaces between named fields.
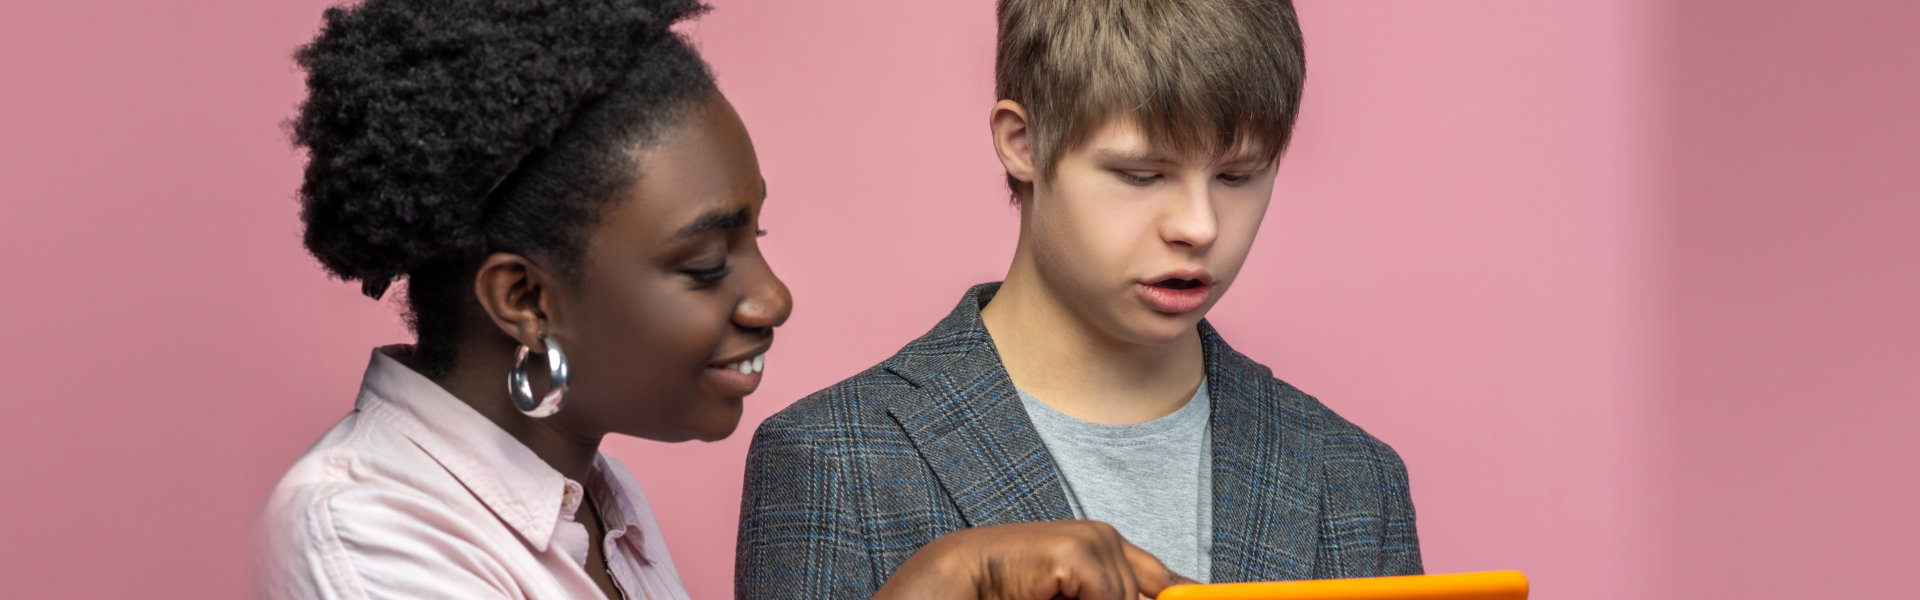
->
xmin=620 ymin=411 xmax=740 ymax=443
xmin=692 ymin=402 xmax=745 ymax=442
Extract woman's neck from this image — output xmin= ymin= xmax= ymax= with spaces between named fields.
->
xmin=427 ymin=341 xmax=605 ymax=483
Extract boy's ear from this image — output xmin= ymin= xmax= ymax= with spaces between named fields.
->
xmin=473 ymin=252 xmax=556 ymax=352
xmin=989 ymin=99 xmax=1036 ymax=185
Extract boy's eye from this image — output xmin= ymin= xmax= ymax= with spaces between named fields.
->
xmin=1117 ymin=170 xmax=1161 ymax=185
xmin=1218 ymin=172 xmax=1254 ymax=185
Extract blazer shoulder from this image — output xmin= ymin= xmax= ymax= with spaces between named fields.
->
xmin=758 ymin=363 xmax=913 ymax=435
xmin=1269 ymin=375 xmax=1410 ymax=472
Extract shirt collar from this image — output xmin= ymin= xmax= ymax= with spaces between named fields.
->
xmin=557 ymin=456 xmax=654 ymax=566
xmin=355 ymin=346 xmax=573 ymax=552
xmin=586 ymin=455 xmax=646 ymax=552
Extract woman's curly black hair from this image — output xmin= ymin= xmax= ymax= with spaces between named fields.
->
xmin=293 ymin=0 xmax=717 ymax=376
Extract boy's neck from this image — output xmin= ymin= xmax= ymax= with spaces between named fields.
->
xmin=981 ymin=256 xmax=1205 ymax=426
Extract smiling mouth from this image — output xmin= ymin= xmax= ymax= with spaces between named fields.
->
xmin=705 ymin=352 xmax=768 ymax=398
xmin=713 ymin=354 xmax=766 ymax=375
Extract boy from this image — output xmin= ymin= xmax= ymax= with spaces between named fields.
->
xmin=737 ymin=1 xmax=1420 ymax=595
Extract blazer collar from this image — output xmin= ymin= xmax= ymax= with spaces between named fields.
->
xmin=880 ymin=283 xmax=1325 ymax=582
xmin=1200 ymin=323 xmax=1325 ymax=581
xmin=882 ymin=283 xmax=1075 ymax=527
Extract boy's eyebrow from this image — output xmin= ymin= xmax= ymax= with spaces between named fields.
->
xmin=670 ymin=207 xmax=751 ymax=241
xmin=1093 ymin=148 xmax=1175 ymax=164
xmin=1216 ymin=151 xmax=1278 ymax=168
xmin=1094 ymin=147 xmax=1274 ymax=169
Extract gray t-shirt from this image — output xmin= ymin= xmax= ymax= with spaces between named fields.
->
xmin=1018 ymin=383 xmax=1214 ymax=583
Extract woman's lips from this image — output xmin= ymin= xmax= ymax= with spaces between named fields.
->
xmin=706 ymin=353 xmax=766 ymax=397
xmin=1136 ymin=281 xmax=1213 ymax=314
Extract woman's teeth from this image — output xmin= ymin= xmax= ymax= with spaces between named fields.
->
xmin=725 ymin=354 xmax=766 ymax=374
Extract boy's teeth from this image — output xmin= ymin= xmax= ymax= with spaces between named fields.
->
xmin=752 ymin=354 xmax=765 ymax=373
xmin=737 ymin=360 xmax=752 ymax=374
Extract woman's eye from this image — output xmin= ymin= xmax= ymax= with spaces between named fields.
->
xmin=684 ymin=263 xmax=732 ymax=284
xmin=755 ymin=229 xmax=769 ymax=238
xmin=1117 ymin=170 xmax=1161 ymax=185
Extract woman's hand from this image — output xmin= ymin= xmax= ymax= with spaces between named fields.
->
xmin=873 ymin=520 xmax=1194 ymax=600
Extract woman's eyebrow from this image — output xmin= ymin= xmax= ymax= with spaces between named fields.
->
xmin=670 ymin=207 xmax=750 ymax=241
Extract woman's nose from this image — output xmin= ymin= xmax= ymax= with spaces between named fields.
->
xmin=734 ymin=260 xmax=792 ymax=331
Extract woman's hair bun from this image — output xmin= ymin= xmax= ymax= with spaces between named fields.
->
xmin=291 ymin=0 xmax=710 ymax=286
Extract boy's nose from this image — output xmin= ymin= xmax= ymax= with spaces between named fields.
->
xmin=1160 ymin=182 xmax=1219 ymax=250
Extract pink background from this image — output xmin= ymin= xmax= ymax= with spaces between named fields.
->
xmin=3 ymin=1 xmax=1914 ymax=598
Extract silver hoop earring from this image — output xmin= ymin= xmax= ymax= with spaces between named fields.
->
xmin=508 ymin=333 xmax=569 ymax=418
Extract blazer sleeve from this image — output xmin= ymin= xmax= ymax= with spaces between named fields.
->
xmin=1312 ymin=422 xmax=1426 ymax=579
xmin=735 ymin=415 xmax=878 ymax=600
xmin=1380 ymin=445 xmax=1425 ymax=576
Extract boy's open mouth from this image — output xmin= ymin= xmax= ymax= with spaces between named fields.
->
xmin=1136 ymin=274 xmax=1214 ymax=314
xmin=1153 ymin=278 xmax=1205 ymax=290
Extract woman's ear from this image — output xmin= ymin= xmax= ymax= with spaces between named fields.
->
xmin=473 ymin=252 xmax=557 ymax=351
xmin=990 ymin=99 xmax=1036 ymax=186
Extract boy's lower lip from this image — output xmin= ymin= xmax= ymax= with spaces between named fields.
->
xmin=1136 ymin=282 xmax=1212 ymax=314
xmin=705 ymin=364 xmax=763 ymax=397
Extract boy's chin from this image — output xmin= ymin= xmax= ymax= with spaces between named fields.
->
xmin=1116 ymin=309 xmax=1206 ymax=345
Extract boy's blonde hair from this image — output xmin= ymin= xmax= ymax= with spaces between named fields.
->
xmin=996 ymin=0 xmax=1305 ymax=200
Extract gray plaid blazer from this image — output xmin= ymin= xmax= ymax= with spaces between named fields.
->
xmin=736 ymin=283 xmax=1421 ymax=598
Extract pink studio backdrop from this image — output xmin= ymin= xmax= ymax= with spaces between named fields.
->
xmin=2 ymin=1 xmax=1914 ymax=598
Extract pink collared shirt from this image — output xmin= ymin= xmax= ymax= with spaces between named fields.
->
xmin=257 ymin=347 xmax=690 ymax=600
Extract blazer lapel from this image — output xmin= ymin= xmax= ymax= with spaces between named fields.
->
xmin=1203 ymin=321 xmax=1324 ymax=582
xmin=884 ymin=284 xmax=1074 ymax=527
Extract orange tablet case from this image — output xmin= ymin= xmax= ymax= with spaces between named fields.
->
xmin=1157 ymin=570 xmax=1528 ymax=600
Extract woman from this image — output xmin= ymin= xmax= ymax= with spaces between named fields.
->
xmin=256 ymin=0 xmax=1183 ymax=598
